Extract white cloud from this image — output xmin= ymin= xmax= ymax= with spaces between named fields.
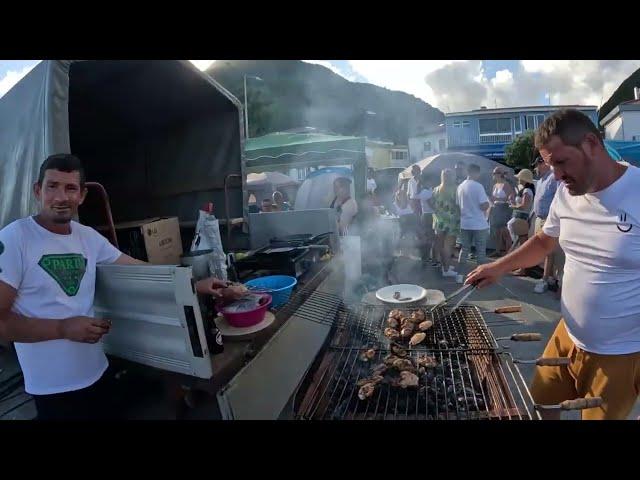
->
xmin=0 ymin=63 xmax=38 ymax=98
xmin=347 ymin=60 xmax=462 ymax=105
xmin=344 ymin=60 xmax=640 ymax=112
xmin=302 ymin=60 xmax=356 ymax=81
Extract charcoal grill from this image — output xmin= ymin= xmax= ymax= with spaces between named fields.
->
xmin=296 ymin=348 xmax=537 ymax=420
xmin=291 ymin=297 xmax=540 ymax=420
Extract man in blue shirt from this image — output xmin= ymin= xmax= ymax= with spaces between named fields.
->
xmin=531 ymin=156 xmax=564 ymax=293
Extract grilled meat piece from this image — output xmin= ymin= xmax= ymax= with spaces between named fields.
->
xmin=418 ymin=320 xmax=434 ymax=331
xmin=359 ymin=348 xmax=377 ymax=362
xmin=401 ymin=325 xmax=414 ymax=338
xmin=383 ymin=354 xmax=400 ymax=366
xmin=410 ymin=310 xmax=426 ymax=322
xmin=358 ymin=383 xmax=376 ymax=400
xmin=384 ymin=327 xmax=400 ymax=340
xmin=387 ymin=317 xmax=399 ymax=329
xmin=399 ymin=371 xmax=419 ymax=388
xmin=356 ymin=375 xmax=384 ymax=388
xmin=391 ymin=345 xmax=408 ymax=357
xmin=417 ymin=355 xmax=437 ymax=368
xmin=371 ymin=363 xmax=388 ymax=376
xmin=389 ymin=309 xmax=404 ymax=320
xmin=410 ymin=332 xmax=427 ymax=346
xmin=392 ymin=358 xmax=415 ymax=372
xmin=400 ymin=317 xmax=412 ymax=329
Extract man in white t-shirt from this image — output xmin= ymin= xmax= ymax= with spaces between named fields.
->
xmin=0 ymin=154 xmax=244 ymax=420
xmin=467 ymin=109 xmax=640 ymax=420
xmin=456 ymin=163 xmax=490 ymax=282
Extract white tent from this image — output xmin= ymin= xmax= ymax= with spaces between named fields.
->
xmin=399 ymin=152 xmax=515 ymax=193
xmin=246 ymin=172 xmax=299 ymax=188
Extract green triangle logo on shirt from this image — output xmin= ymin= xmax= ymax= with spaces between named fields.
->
xmin=38 ymin=254 xmax=87 ymax=297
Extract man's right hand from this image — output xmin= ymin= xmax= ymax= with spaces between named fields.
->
xmin=59 ymin=316 xmax=111 ymax=343
xmin=466 ymin=261 xmax=508 ymax=289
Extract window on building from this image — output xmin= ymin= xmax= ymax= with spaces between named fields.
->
xmin=392 ymin=150 xmax=408 ymax=161
xmin=461 ymin=120 xmax=470 ymax=128
xmin=536 ymin=114 xmax=545 ymax=126
xmin=438 ymin=139 xmax=446 ymax=151
xmin=479 ymin=118 xmax=512 ymax=134
xmin=513 ymin=116 xmax=521 ymax=132
xmin=453 ymin=121 xmax=462 ymax=128
xmin=424 ymin=141 xmax=432 ymax=152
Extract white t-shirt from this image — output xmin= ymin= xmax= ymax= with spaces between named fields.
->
xmin=543 ymin=165 xmax=640 ymax=354
xmin=412 ymin=188 xmax=434 ymax=214
xmin=457 ymin=179 xmax=490 ymax=230
xmin=335 ymin=197 xmax=358 ymax=235
xmin=407 ymin=177 xmax=419 ymax=199
xmin=0 ymin=217 xmax=123 ymax=394
xmin=366 ymin=178 xmax=377 ymax=194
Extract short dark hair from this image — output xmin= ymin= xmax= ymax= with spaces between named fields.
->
xmin=467 ymin=163 xmax=481 ymax=174
xmin=38 ymin=153 xmax=86 ymax=187
xmin=334 ymin=177 xmax=352 ymax=189
xmin=535 ymin=109 xmax=603 ymax=150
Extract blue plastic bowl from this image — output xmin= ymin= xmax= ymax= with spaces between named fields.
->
xmin=244 ymin=275 xmax=297 ymax=308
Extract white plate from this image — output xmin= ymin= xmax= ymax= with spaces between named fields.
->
xmin=375 ymin=284 xmax=427 ymax=304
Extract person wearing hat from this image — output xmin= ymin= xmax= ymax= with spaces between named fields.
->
xmin=531 ymin=156 xmax=563 ymax=293
xmin=506 ymin=169 xmax=535 ymax=262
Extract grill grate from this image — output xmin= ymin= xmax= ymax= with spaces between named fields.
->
xmin=329 ymin=304 xmax=498 ymax=351
xmin=296 ymin=348 xmax=536 ymax=420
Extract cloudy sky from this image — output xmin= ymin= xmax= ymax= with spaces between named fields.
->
xmin=2 ymin=60 xmax=639 ymax=112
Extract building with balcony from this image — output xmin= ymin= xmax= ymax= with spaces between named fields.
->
xmin=445 ymin=105 xmax=598 ymax=160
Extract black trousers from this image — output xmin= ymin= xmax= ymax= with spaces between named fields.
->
xmin=33 ymin=371 xmax=120 ymax=420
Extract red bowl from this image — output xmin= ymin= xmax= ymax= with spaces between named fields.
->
xmin=218 ymin=294 xmax=272 ymax=328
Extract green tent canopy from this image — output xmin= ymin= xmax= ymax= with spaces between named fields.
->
xmin=244 ymin=132 xmax=368 ymax=197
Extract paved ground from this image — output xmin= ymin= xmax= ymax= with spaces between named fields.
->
xmin=2 ymin=254 xmax=639 ymax=420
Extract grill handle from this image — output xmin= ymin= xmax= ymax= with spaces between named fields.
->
xmin=510 ymin=333 xmax=541 ymax=341
xmin=537 ymin=397 xmax=603 ymax=411
xmin=515 ymin=357 xmax=570 ymax=366
xmin=494 ymin=305 xmax=522 ymax=314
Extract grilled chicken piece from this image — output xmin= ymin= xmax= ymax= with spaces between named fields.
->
xmin=358 ymin=383 xmax=376 ymax=400
xmin=384 ymin=327 xmax=400 ymax=340
xmin=392 ymin=358 xmax=415 ymax=372
xmin=401 ymin=325 xmax=414 ymax=338
xmin=383 ymin=354 xmax=400 ymax=366
xmin=359 ymin=348 xmax=377 ymax=362
xmin=410 ymin=310 xmax=426 ymax=322
xmin=389 ymin=309 xmax=404 ymax=320
xmin=400 ymin=317 xmax=412 ymax=329
xmin=387 ymin=317 xmax=399 ymax=329
xmin=418 ymin=320 xmax=434 ymax=331
xmin=410 ymin=332 xmax=427 ymax=346
xmin=399 ymin=371 xmax=419 ymax=388
xmin=416 ymin=354 xmax=438 ymax=368
xmin=391 ymin=345 xmax=408 ymax=357
xmin=371 ymin=363 xmax=388 ymax=376
xmin=356 ymin=375 xmax=384 ymax=387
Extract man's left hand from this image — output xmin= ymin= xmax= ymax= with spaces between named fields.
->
xmin=195 ymin=278 xmax=247 ymax=301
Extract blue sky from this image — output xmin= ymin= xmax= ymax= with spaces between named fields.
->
xmin=2 ymin=60 xmax=639 ymax=112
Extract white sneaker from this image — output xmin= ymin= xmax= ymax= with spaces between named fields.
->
xmin=442 ymin=269 xmax=457 ymax=278
xmin=456 ymin=274 xmax=464 ymax=284
xmin=534 ymin=280 xmax=548 ymax=294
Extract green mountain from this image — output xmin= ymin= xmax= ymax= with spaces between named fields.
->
xmin=599 ymin=67 xmax=640 ymax=121
xmin=206 ymin=60 xmax=444 ymax=144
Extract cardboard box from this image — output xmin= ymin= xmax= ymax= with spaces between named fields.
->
xmin=112 ymin=217 xmax=183 ymax=265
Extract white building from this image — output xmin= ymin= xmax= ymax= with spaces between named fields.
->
xmin=601 ymin=87 xmax=640 ymax=142
xmin=408 ymin=125 xmax=447 ymax=163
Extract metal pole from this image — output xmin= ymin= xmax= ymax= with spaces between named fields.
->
xmin=244 ymin=75 xmax=249 ymax=139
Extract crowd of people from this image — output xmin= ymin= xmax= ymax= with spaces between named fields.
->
xmin=383 ymin=155 xmax=564 ymax=292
